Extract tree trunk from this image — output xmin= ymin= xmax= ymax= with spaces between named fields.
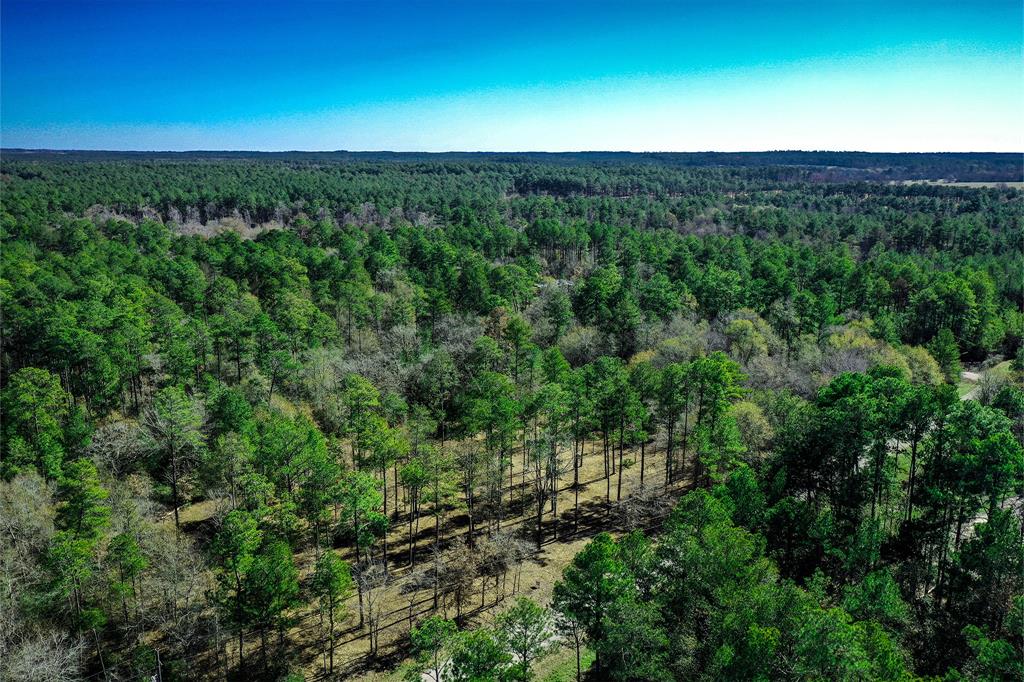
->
xmin=408 ymin=495 xmax=416 ymax=567
xmin=617 ymin=423 xmax=625 ymax=502
xmin=906 ymin=437 xmax=919 ymax=522
xmin=382 ymin=465 xmax=389 ymax=572
xmin=573 ymin=439 xmax=580 ymax=534
xmin=536 ymin=480 xmax=544 ymax=550
xmin=328 ymin=605 xmax=335 ymax=674
xmin=170 ymin=448 xmax=181 ymax=529
xmin=603 ymin=434 xmax=610 ymax=502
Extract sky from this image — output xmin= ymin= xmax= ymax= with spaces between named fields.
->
xmin=1 ymin=0 xmax=1021 ymax=152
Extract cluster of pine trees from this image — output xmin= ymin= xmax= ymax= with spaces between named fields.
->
xmin=1 ymin=156 xmax=1021 ymax=681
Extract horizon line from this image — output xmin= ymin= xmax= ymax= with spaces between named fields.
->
xmin=4 ymin=148 xmax=1022 ymax=155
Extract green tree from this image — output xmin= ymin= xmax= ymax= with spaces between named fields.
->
xmin=144 ymin=385 xmax=205 ymax=528
xmin=586 ymin=357 xmax=629 ymax=502
xmin=56 ymin=458 xmax=111 ymax=540
xmin=44 ymin=529 xmax=108 ymax=667
xmin=531 ymin=381 xmax=571 ymax=547
xmin=409 ymin=615 xmax=457 ymax=682
xmin=689 ymin=352 xmax=745 ymax=486
xmin=543 ymin=287 xmax=573 ymax=344
xmin=337 ymin=468 xmax=386 ymax=624
xmin=1 ymin=366 xmax=72 ymax=478
xmin=503 ymin=315 xmax=535 ymax=390
xmin=553 ymin=532 xmax=634 ymax=673
xmin=246 ymin=540 xmax=300 ymax=672
xmin=794 ymin=608 xmax=908 ymax=681
xmin=638 ymin=272 xmax=680 ymax=321
xmin=841 ymin=569 xmax=909 ymax=631
xmin=449 ymin=628 xmax=513 ymax=682
xmin=464 ymin=371 xmax=522 ymax=523
xmin=400 ymin=458 xmax=429 ymax=567
xmin=497 ymin=597 xmax=552 ymax=682
xmin=929 ymin=327 xmax=962 ymax=384
xmin=598 ymin=598 xmax=670 ymax=682
xmin=656 ymin=362 xmax=690 ymax=486
xmin=213 ymin=509 xmax=262 ymax=672
xmin=106 ymin=531 xmax=146 ymax=626
xmin=340 ymin=373 xmax=382 ymax=461
xmin=311 ymin=551 xmax=354 ymax=675
xmin=962 ymin=622 xmax=1024 ymax=681
xmin=417 ymin=350 xmax=459 ymax=446
xmin=294 ymin=432 xmax=340 ymax=550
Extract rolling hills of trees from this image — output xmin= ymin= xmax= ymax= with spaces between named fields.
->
xmin=1 ymin=155 xmax=1022 ymax=681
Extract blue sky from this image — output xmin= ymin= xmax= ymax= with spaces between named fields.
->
xmin=2 ymin=0 xmax=1021 ymax=151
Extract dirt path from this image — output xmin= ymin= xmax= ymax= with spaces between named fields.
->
xmin=960 ymin=369 xmax=982 ymax=401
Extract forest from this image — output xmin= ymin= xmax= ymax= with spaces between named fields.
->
xmin=4 ymin=150 xmax=1022 ymax=183
xmin=1 ymin=154 xmax=1022 ymax=681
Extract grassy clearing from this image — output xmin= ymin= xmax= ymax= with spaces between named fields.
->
xmin=959 ymin=360 xmax=1016 ymax=399
xmin=957 ymin=380 xmax=976 ymax=398
xmin=987 ymin=359 xmax=1014 ymax=378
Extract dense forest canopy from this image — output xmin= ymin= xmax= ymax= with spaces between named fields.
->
xmin=4 ymin=150 xmax=1023 ymax=182
xmin=1 ymin=154 xmax=1022 ymax=681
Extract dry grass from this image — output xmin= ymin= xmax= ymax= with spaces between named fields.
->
xmin=325 ymin=440 xmax=684 ymax=681
xmin=173 ymin=436 xmax=692 ymax=680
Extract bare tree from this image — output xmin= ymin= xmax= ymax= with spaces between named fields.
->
xmin=616 ymin=483 xmax=671 ymax=531
xmin=140 ymin=523 xmax=214 ymax=650
xmin=441 ymin=541 xmax=479 ymax=624
xmin=0 ymin=472 xmax=62 ymax=679
xmin=88 ymin=419 xmax=148 ymax=477
xmin=0 ymin=631 xmax=85 ymax=682
xmin=402 ymin=568 xmax=435 ymax=629
xmin=488 ymin=531 xmax=532 ymax=599
xmin=457 ymin=443 xmax=487 ymax=545
xmin=360 ymin=560 xmax=391 ymax=656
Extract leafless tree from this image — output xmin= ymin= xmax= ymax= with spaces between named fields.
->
xmin=0 ymin=472 xmax=58 ymax=665
xmin=360 ymin=560 xmax=391 ymax=656
xmin=440 ymin=541 xmax=479 ymax=624
xmin=140 ymin=523 xmax=214 ymax=652
xmin=88 ymin=418 xmax=148 ymax=477
xmin=401 ymin=567 xmax=435 ymax=629
xmin=617 ymin=483 xmax=671 ymax=531
xmin=0 ymin=630 xmax=85 ymax=682
xmin=488 ymin=531 xmax=532 ymax=599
